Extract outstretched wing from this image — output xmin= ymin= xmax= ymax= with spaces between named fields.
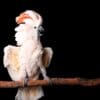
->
xmin=3 ymin=45 xmax=20 ymax=71
xmin=42 ymin=47 xmax=53 ymax=68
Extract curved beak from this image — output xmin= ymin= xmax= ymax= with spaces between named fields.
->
xmin=38 ymin=26 xmax=44 ymax=36
xmin=38 ymin=26 xmax=44 ymax=32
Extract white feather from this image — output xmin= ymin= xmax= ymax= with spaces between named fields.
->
xmin=3 ymin=10 xmax=53 ymax=100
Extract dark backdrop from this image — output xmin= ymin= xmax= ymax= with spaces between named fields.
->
xmin=0 ymin=0 xmax=100 ymax=99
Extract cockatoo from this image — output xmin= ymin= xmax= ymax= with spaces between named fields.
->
xmin=3 ymin=10 xmax=53 ymax=100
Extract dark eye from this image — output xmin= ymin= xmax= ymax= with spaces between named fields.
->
xmin=34 ymin=26 xmax=37 ymax=29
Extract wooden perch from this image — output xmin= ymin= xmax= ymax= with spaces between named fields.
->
xmin=0 ymin=78 xmax=100 ymax=88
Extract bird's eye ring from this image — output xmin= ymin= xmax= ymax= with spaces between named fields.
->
xmin=34 ymin=26 xmax=37 ymax=29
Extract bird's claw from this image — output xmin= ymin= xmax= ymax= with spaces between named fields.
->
xmin=44 ymin=76 xmax=52 ymax=85
xmin=23 ymin=78 xmax=29 ymax=87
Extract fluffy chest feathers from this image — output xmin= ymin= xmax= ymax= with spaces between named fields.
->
xmin=18 ymin=43 xmax=43 ymax=78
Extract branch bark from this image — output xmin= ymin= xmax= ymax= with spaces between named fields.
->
xmin=0 ymin=78 xmax=100 ymax=88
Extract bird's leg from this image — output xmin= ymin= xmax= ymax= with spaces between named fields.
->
xmin=39 ymin=65 xmax=52 ymax=85
xmin=40 ymin=66 xmax=49 ymax=80
xmin=23 ymin=70 xmax=29 ymax=87
xmin=24 ymin=76 xmax=29 ymax=87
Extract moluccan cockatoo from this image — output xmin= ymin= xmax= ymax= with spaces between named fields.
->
xmin=3 ymin=10 xmax=53 ymax=100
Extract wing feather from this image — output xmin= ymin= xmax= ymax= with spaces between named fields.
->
xmin=41 ymin=47 xmax=53 ymax=68
xmin=3 ymin=45 xmax=20 ymax=71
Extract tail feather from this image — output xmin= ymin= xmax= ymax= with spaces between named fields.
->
xmin=15 ymin=86 xmax=44 ymax=100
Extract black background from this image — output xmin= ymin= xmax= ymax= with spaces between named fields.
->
xmin=0 ymin=0 xmax=100 ymax=99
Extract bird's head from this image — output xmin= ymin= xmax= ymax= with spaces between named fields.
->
xmin=16 ymin=10 xmax=43 ymax=28
xmin=15 ymin=10 xmax=44 ymax=46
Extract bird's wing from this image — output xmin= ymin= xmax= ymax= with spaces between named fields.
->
xmin=3 ymin=45 xmax=20 ymax=71
xmin=41 ymin=47 xmax=53 ymax=68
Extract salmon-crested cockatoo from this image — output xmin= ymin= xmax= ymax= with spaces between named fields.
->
xmin=3 ymin=10 xmax=53 ymax=100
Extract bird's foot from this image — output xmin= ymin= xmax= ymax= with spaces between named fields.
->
xmin=44 ymin=76 xmax=52 ymax=85
xmin=23 ymin=78 xmax=29 ymax=87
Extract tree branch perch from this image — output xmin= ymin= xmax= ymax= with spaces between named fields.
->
xmin=0 ymin=78 xmax=100 ymax=88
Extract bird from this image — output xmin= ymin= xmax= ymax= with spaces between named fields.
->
xmin=3 ymin=10 xmax=53 ymax=100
